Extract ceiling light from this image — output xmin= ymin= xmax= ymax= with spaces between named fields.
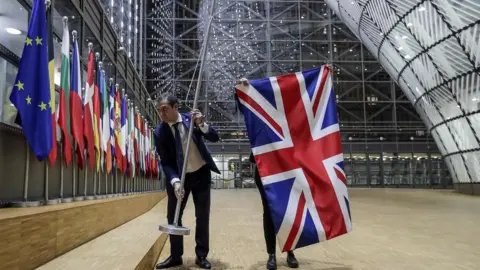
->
xmin=5 ymin=27 xmax=21 ymax=35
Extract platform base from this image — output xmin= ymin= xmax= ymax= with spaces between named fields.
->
xmin=61 ymin=197 xmax=73 ymax=203
xmin=11 ymin=200 xmax=42 ymax=208
xmin=158 ymin=224 xmax=190 ymax=236
xmin=45 ymin=199 xmax=60 ymax=205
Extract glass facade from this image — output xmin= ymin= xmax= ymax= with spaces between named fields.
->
xmin=210 ymin=152 xmax=451 ymax=188
xmin=99 ymin=0 xmax=145 ymax=76
xmin=0 ymin=0 xmax=156 ymax=127
xmin=146 ymin=0 xmax=452 ymax=187
xmin=326 ymin=0 xmax=480 ymax=184
xmin=147 ymin=0 xmax=437 ymax=143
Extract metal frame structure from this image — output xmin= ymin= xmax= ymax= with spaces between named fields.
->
xmin=145 ymin=0 xmax=454 ymax=188
xmin=326 ymin=0 xmax=480 ymax=194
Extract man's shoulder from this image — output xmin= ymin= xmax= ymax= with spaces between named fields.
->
xmin=155 ymin=122 xmax=167 ymax=134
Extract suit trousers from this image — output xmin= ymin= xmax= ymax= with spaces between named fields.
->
xmin=254 ymin=167 xmax=276 ymax=254
xmin=166 ymin=165 xmax=211 ymax=259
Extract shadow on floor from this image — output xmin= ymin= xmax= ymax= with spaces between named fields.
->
xmin=161 ymin=258 xmax=232 ymax=270
xmin=249 ymin=259 xmax=353 ymax=270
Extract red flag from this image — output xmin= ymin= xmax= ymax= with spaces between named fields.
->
xmin=83 ymin=48 xmax=96 ymax=170
xmin=70 ymin=34 xmax=84 ymax=169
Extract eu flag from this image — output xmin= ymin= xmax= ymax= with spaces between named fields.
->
xmin=9 ymin=0 xmax=53 ymax=161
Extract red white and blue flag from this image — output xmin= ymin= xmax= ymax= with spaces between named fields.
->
xmin=235 ymin=66 xmax=352 ymax=252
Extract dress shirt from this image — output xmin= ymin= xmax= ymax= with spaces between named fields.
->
xmin=169 ymin=113 xmax=209 ymax=185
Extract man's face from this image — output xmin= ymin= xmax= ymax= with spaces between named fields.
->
xmin=157 ymin=101 xmax=178 ymax=123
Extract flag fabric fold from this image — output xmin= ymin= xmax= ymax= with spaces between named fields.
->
xmin=93 ymin=58 xmax=102 ymax=172
xmin=101 ymin=70 xmax=111 ymax=173
xmin=47 ymin=4 xmax=57 ymax=165
xmin=84 ymin=47 xmax=96 ymax=170
xmin=70 ymin=34 xmax=84 ymax=169
xmin=121 ymin=95 xmax=128 ymax=174
xmin=114 ymin=86 xmax=123 ymax=171
xmin=9 ymin=0 xmax=52 ymax=161
xmin=235 ymin=66 xmax=352 ymax=252
xmin=58 ymin=18 xmax=72 ymax=166
xmin=109 ymin=81 xmax=116 ymax=173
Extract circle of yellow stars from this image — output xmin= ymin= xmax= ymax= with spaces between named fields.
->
xmin=13 ymin=35 xmax=52 ymax=112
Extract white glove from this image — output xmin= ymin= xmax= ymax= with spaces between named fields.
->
xmin=173 ymin=182 xmax=185 ymax=200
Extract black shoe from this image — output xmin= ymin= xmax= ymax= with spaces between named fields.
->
xmin=267 ymin=253 xmax=277 ymax=270
xmin=195 ymin=257 xmax=212 ymax=269
xmin=286 ymin=251 xmax=299 ymax=268
xmin=156 ymin=256 xmax=182 ymax=269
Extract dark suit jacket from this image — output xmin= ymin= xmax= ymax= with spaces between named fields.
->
xmin=154 ymin=113 xmax=220 ymax=184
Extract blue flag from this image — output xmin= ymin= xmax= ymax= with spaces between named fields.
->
xmin=9 ymin=0 xmax=52 ymax=161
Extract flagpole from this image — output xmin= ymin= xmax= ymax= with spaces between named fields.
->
xmin=24 ymin=139 xmax=30 ymax=202
xmin=105 ymin=171 xmax=108 ymax=197
xmin=75 ymin=86 xmax=86 ymax=202
xmin=45 ymin=161 xmax=58 ymax=205
xmin=60 ymin=143 xmax=64 ymax=199
xmin=72 ymin=141 xmax=77 ymax=201
xmin=12 ymin=141 xmax=31 ymax=208
xmin=171 ymin=0 xmax=215 ymax=226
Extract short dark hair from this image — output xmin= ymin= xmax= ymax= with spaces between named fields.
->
xmin=156 ymin=93 xmax=178 ymax=107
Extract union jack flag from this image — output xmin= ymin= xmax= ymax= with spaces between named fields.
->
xmin=235 ymin=66 xmax=352 ymax=252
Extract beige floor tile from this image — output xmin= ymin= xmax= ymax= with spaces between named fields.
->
xmin=157 ymin=188 xmax=480 ymax=270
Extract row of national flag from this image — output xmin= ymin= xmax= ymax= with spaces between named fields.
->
xmin=9 ymin=0 xmax=159 ymax=179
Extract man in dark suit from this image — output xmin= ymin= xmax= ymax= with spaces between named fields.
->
xmin=154 ymin=93 xmax=220 ymax=269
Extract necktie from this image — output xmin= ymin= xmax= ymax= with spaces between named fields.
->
xmin=173 ymin=123 xmax=184 ymax=176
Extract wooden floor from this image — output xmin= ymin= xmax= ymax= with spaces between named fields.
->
xmin=156 ymin=188 xmax=480 ymax=270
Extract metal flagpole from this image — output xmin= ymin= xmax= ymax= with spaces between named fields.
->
xmin=159 ymin=0 xmax=216 ymax=235
xmin=105 ymin=171 xmax=108 ymax=197
xmin=45 ymin=161 xmax=59 ymax=205
xmin=60 ymin=143 xmax=64 ymax=200
xmin=62 ymin=142 xmax=73 ymax=203
xmin=13 ymin=143 xmax=31 ymax=207
xmin=75 ymin=87 xmax=86 ymax=202
xmin=70 ymin=141 xmax=76 ymax=203
xmin=93 ymin=170 xmax=96 ymax=196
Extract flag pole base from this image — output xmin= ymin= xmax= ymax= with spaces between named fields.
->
xmin=11 ymin=200 xmax=42 ymax=208
xmin=95 ymin=195 xmax=105 ymax=199
xmin=45 ymin=199 xmax=60 ymax=205
xmin=61 ymin=197 xmax=73 ymax=203
xmin=74 ymin=196 xmax=85 ymax=202
xmin=106 ymin=194 xmax=114 ymax=198
xmin=158 ymin=224 xmax=190 ymax=236
xmin=85 ymin=196 xmax=95 ymax=200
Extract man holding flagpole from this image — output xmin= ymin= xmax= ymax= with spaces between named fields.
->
xmin=154 ymin=93 xmax=220 ymax=269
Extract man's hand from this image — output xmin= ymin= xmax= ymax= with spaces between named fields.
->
xmin=173 ymin=182 xmax=184 ymax=200
xmin=191 ymin=109 xmax=204 ymax=126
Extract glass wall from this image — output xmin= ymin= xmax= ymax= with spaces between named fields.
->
xmin=327 ymin=0 xmax=480 ymax=184
xmin=147 ymin=0 xmax=434 ymax=145
xmin=99 ymin=0 xmax=145 ymax=76
xmin=0 ymin=0 xmax=82 ymax=126
xmin=0 ymin=0 xmax=152 ymax=126
xmin=211 ymin=153 xmax=255 ymax=189
xmin=211 ymin=151 xmax=452 ymax=189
